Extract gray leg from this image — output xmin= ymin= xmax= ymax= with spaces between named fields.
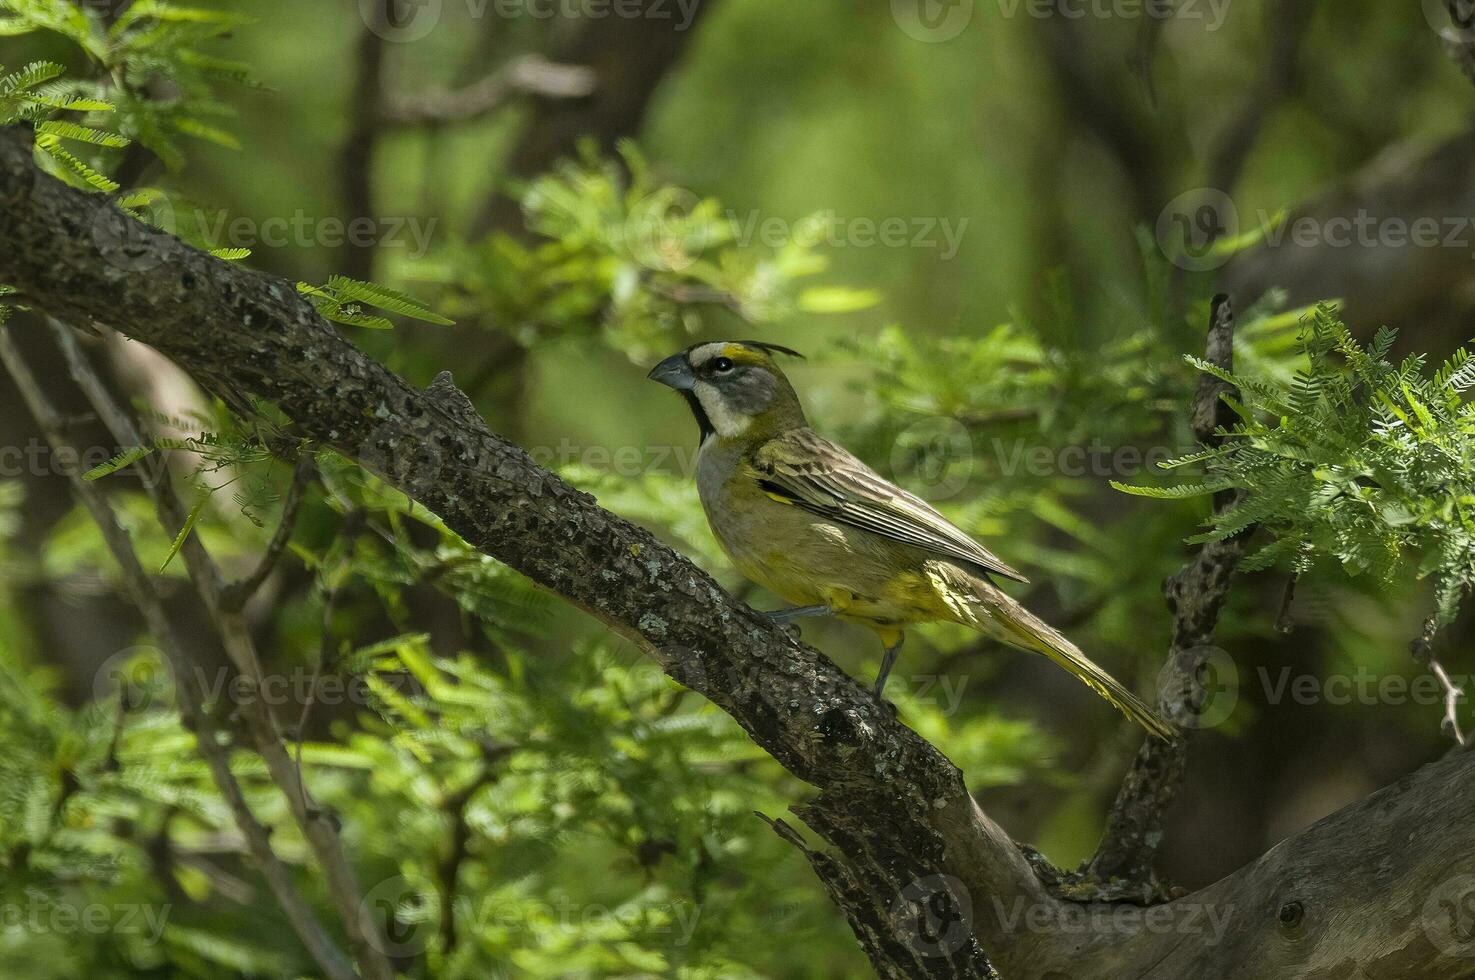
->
xmin=767 ymin=604 xmax=831 ymax=624
xmin=873 ymin=634 xmax=905 ymax=700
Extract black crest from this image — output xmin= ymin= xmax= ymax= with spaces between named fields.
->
xmin=736 ymin=340 xmax=805 ymax=360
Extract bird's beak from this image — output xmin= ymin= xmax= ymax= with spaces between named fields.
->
xmin=647 ymin=353 xmax=696 ymax=391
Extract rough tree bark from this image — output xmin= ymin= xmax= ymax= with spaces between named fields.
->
xmin=3 ymin=126 xmax=1474 ymax=978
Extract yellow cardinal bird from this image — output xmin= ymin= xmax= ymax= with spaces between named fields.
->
xmin=648 ymin=340 xmax=1174 ymax=740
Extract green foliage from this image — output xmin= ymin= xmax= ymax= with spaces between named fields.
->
xmin=0 ymin=58 xmax=126 ymax=190
xmin=409 ymin=141 xmax=878 ymax=362
xmin=1118 ymin=304 xmax=1475 ymax=623
xmin=79 ymin=400 xmax=300 ymax=577
xmin=104 ymin=187 xmax=253 ymax=260
xmin=299 ymin=276 xmax=456 ymax=331
xmin=0 ymin=0 xmax=256 ymax=170
xmin=7 ymin=3 xmax=1475 ymax=975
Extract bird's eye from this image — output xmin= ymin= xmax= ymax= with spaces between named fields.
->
xmin=711 ymin=357 xmax=735 ymax=374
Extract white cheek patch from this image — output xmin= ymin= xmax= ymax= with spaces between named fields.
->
xmin=693 ymin=381 xmax=751 ymax=438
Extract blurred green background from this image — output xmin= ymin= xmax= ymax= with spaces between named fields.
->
xmin=4 ymin=0 xmax=1475 ymax=976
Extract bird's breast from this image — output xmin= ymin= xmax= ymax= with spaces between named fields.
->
xmin=694 ymin=444 xmax=949 ymax=624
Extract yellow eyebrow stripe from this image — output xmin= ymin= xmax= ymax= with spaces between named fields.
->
xmin=721 ymin=344 xmax=770 ymax=366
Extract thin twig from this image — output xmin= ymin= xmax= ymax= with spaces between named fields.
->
xmin=384 ymin=55 xmax=596 ymax=126
xmin=1411 ymin=608 xmax=1470 ymax=749
xmin=0 ymin=326 xmax=358 ymax=980
xmin=436 ymin=755 xmax=507 ymax=955
xmin=222 ymin=454 xmax=315 ymax=610
xmin=293 ymin=529 xmax=358 ymax=808
xmin=644 ymin=280 xmax=751 ymax=320
xmin=49 ymin=319 xmax=396 ymax=980
xmin=1273 ymin=573 xmax=1298 ymax=633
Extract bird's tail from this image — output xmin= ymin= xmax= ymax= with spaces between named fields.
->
xmin=933 ymin=568 xmax=1176 ymax=741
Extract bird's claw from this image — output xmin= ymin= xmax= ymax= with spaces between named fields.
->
xmin=763 ymin=610 xmax=808 ymax=641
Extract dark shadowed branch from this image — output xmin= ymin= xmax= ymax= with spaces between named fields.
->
xmin=1088 ymin=294 xmax=1248 ymax=890
xmin=1203 ymin=0 xmax=1316 ymax=196
xmin=340 ymin=1 xmax=390 ymax=282
xmin=470 ymin=0 xmax=718 ymax=236
xmin=5 ymin=126 xmax=1475 ymax=978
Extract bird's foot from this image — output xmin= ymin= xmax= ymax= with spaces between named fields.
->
xmin=773 ymin=621 xmax=802 ymax=642
xmin=871 ymin=681 xmax=899 ymax=717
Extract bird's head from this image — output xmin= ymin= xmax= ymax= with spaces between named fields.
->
xmin=647 ymin=340 xmax=807 ymax=443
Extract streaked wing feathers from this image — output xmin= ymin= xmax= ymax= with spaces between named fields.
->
xmin=753 ymin=428 xmax=1029 ymax=583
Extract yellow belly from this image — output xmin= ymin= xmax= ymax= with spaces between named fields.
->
xmin=698 ymin=444 xmax=961 ymax=635
xmin=731 ymin=543 xmax=951 ymax=631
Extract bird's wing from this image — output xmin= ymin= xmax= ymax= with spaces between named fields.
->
xmin=751 ymin=428 xmax=1029 ymax=584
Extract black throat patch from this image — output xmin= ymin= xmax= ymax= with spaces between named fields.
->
xmin=680 ymin=390 xmax=715 ymax=443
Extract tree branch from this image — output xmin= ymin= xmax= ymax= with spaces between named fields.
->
xmin=340 ymin=1 xmax=389 ymax=282
xmin=47 ymin=316 xmax=396 ymax=980
xmin=1202 ymin=0 xmax=1315 ymax=198
xmin=1221 ymin=127 xmax=1475 ymax=338
xmin=470 ymin=0 xmax=717 ymax=236
xmin=1 ymin=123 xmax=1010 ymax=977
xmin=221 ymin=453 xmax=314 ymax=610
xmin=383 ymin=55 xmax=596 ymax=127
xmin=1087 ymin=294 xmax=1248 ymax=890
xmin=0 ymin=326 xmax=359 ymax=980
xmin=6 ymin=127 xmax=1475 ymax=977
